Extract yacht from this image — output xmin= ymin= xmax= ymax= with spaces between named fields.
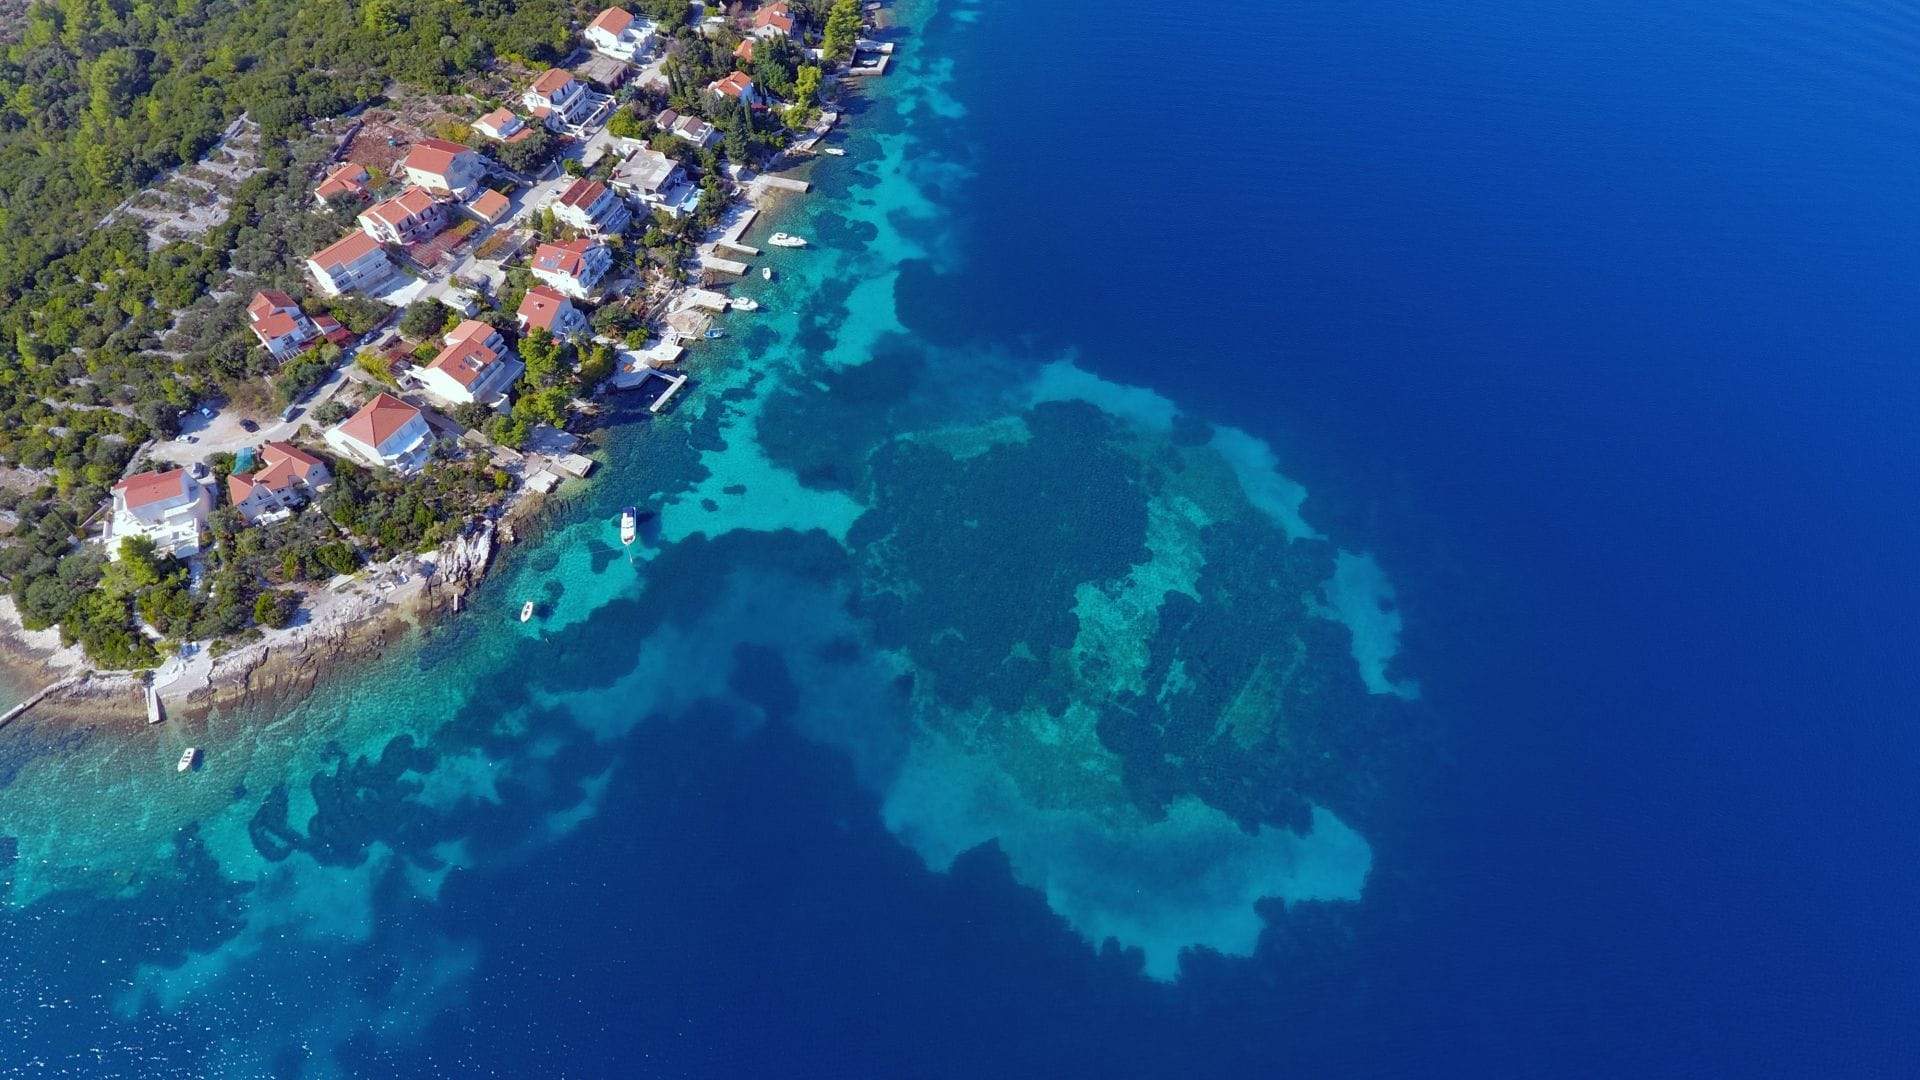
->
xmin=620 ymin=506 xmax=638 ymax=546
xmin=177 ymin=747 xmax=199 ymax=773
xmin=730 ymin=297 xmax=761 ymax=311
xmin=768 ymin=233 xmax=808 ymax=248
xmin=823 ymin=147 xmax=847 ymax=157
xmin=519 ymin=600 xmax=536 ymax=623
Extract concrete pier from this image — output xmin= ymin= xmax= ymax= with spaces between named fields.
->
xmin=0 ymin=675 xmax=85 ymax=731
xmin=699 ymin=253 xmax=749 ymax=275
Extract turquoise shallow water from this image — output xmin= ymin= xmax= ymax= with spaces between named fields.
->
xmin=0 ymin=0 xmax=1426 ymax=1070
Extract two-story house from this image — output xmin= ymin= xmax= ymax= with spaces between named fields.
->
xmin=228 ymin=442 xmax=332 ymax=525
xmin=415 ymin=320 xmax=525 ymax=407
xmin=586 ymin=7 xmax=655 ymax=60
xmin=549 ymin=177 xmax=632 ymax=235
xmin=517 ymin=284 xmax=589 ymax=340
xmin=246 ymin=290 xmax=321 ymax=360
xmin=401 ymin=138 xmax=488 ymax=199
xmin=523 ymin=70 xmax=597 ymax=130
xmin=358 ymin=186 xmax=449 ymax=246
xmin=530 ymin=238 xmax=613 ymax=299
xmin=306 ymin=230 xmax=396 ymax=297
xmin=107 ymin=468 xmax=214 ymax=560
xmin=324 ymin=393 xmax=435 ymax=474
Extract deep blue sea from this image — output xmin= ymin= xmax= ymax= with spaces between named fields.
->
xmin=4 ymin=0 xmax=1919 ymax=1075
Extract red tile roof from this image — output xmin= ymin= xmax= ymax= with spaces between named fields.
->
xmin=229 ymin=441 xmax=325 ymax=503
xmin=361 ymin=186 xmax=441 ymax=229
xmin=251 ymin=309 xmax=305 ymax=341
xmin=532 ymin=69 xmax=577 ymax=96
xmin=469 ymin=189 xmax=512 ymax=223
xmin=337 ymin=393 xmax=422 ymax=451
xmin=734 ymin=39 xmax=756 ymax=62
xmin=751 ymin=2 xmax=794 ymax=33
xmin=314 ymin=163 xmax=370 ymax=201
xmin=589 ymin=7 xmax=634 ymax=35
xmin=402 ymin=139 xmax=475 ymax=181
xmin=517 ymin=285 xmax=575 ymax=332
xmin=310 ymin=230 xmax=384 ymax=270
xmin=428 ymin=320 xmax=507 ymax=388
xmin=533 ymin=238 xmax=601 ymax=280
xmin=114 ymin=469 xmax=188 ymax=511
xmin=711 ymin=72 xmax=754 ymax=99
xmin=248 ymin=290 xmax=298 ymax=322
xmin=556 ymin=177 xmax=610 ymax=211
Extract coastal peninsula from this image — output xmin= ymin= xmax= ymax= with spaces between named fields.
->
xmin=0 ymin=0 xmax=884 ymax=724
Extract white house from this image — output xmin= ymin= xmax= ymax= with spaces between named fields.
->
xmin=401 ymin=138 xmax=488 ymax=199
xmin=324 ymin=393 xmax=435 ymax=474
xmin=610 ymin=148 xmax=700 ymax=217
xmin=654 ymin=108 xmax=719 ymax=149
xmin=246 ymin=290 xmax=320 ymax=360
xmin=415 ymin=320 xmax=525 ymax=407
xmin=306 ymin=230 xmax=395 ymax=297
xmin=227 ymin=442 xmax=331 ymax=525
xmin=524 ymin=69 xmax=597 ymax=130
xmin=358 ymin=186 xmax=448 ymax=246
xmin=107 ymin=468 xmax=213 ymax=560
xmin=549 ymin=177 xmax=632 ymax=235
xmin=517 ymin=284 xmax=588 ymax=339
xmin=707 ymin=71 xmax=762 ymax=107
xmin=749 ymin=1 xmax=796 ymax=39
xmin=530 ymin=238 xmax=613 ymax=299
xmin=586 ymin=7 xmax=654 ymax=61
xmin=474 ymin=108 xmax=532 ymax=144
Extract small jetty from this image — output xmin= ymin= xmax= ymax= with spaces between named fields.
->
xmin=145 ymin=683 xmax=165 ymax=725
xmin=698 ymin=252 xmax=750 ymax=276
xmin=0 ymin=675 xmax=85 ymax=731
xmin=687 ymin=288 xmax=732 ymax=312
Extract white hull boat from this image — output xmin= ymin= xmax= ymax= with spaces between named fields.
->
xmin=519 ymin=601 xmax=536 ymax=623
xmin=768 ymin=233 xmax=808 ymax=248
xmin=177 ymin=747 xmax=199 ymax=773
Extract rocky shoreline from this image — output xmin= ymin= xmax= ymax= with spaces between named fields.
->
xmin=0 ymin=495 xmax=545 ymax=732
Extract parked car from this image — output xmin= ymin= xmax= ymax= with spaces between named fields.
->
xmin=239 ymin=419 xmax=259 ymax=433
xmin=199 ymin=406 xmax=214 ymax=418
xmin=281 ymin=406 xmax=301 ymax=423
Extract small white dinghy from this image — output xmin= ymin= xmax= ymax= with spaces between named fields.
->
xmin=520 ymin=601 xmax=536 ymax=623
xmin=177 ymin=747 xmax=199 ymax=773
xmin=762 ymin=267 xmax=774 ymax=281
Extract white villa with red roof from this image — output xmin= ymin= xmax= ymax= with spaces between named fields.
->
xmin=247 ymin=290 xmax=321 ymax=360
xmin=358 ymin=186 xmax=449 ymax=246
xmin=228 ymin=442 xmax=332 ymax=525
xmin=306 ymin=231 xmax=396 ymax=297
xmin=474 ymin=108 xmax=533 ymax=144
xmin=313 ymin=163 xmax=371 ymax=208
xmin=530 ymin=238 xmax=612 ymax=299
xmin=415 ymin=320 xmax=524 ymax=407
xmin=523 ymin=69 xmax=598 ymax=130
xmin=107 ymin=468 xmax=214 ymax=560
xmin=517 ymin=284 xmax=588 ymax=339
xmin=586 ymin=7 xmax=655 ymax=61
xmin=549 ymin=177 xmax=632 ymax=235
xmin=750 ymin=1 xmax=796 ymax=39
xmin=401 ymin=139 xmax=487 ymax=199
xmin=324 ymin=393 xmax=435 ymax=473
xmin=708 ymin=71 xmax=762 ymax=107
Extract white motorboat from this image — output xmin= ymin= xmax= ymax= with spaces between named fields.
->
xmin=519 ymin=601 xmax=536 ymax=623
xmin=762 ymin=267 xmax=774 ymax=281
xmin=823 ymin=147 xmax=847 ymax=157
xmin=730 ymin=297 xmax=761 ymax=311
xmin=620 ymin=506 xmax=638 ymax=546
xmin=768 ymin=232 xmax=808 ymax=248
xmin=177 ymin=747 xmax=199 ymax=773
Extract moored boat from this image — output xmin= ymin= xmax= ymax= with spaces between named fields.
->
xmin=177 ymin=747 xmax=198 ymax=773
xmin=762 ymin=267 xmax=774 ymax=281
xmin=823 ymin=147 xmax=847 ymax=156
xmin=519 ymin=600 xmax=535 ymax=623
xmin=704 ymin=328 xmax=727 ymax=339
xmin=730 ymin=297 xmax=760 ymax=311
xmin=620 ymin=506 xmax=638 ymax=546
xmin=768 ymin=232 xmax=808 ymax=248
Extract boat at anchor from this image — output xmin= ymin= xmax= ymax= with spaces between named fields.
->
xmin=768 ymin=233 xmax=808 ymax=248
